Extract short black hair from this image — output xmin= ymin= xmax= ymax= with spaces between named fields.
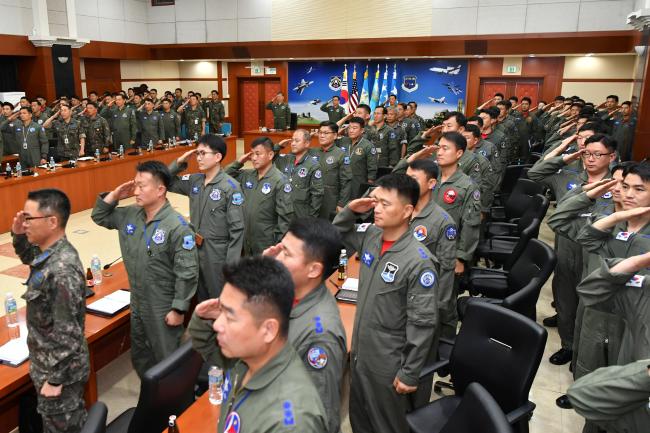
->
xmin=375 ymin=106 xmax=387 ymax=115
xmin=554 ymin=95 xmax=565 ymax=101
xmin=578 ymin=122 xmax=603 ymax=134
xmin=389 ymin=94 xmax=397 ymax=99
xmin=521 ymin=97 xmax=531 ymax=104
xmin=150 ymin=88 xmax=157 ymax=93
xmin=143 ymin=98 xmax=153 ymax=104
xmin=20 ymin=106 xmax=32 ymax=114
xmin=621 ymin=100 xmax=631 ymax=107
xmin=251 ymin=136 xmax=275 ymax=151
xmin=408 ymin=159 xmax=439 ymax=180
xmin=286 ymin=218 xmax=342 ymax=280
xmin=584 ymin=134 xmax=617 ymax=153
xmin=509 ymin=96 xmax=518 ymax=102
xmin=356 ymin=104 xmax=371 ymax=115
xmin=606 ymin=95 xmax=619 ymax=103
xmin=481 ymin=107 xmax=499 ymax=119
xmin=375 ymin=173 xmax=419 ymax=207
xmin=31 ymin=99 xmax=41 ymax=106
xmin=497 ymin=100 xmax=512 ymax=110
xmin=494 ymin=93 xmax=504 ymax=99
xmin=223 ymin=256 xmax=294 ymax=338
xmin=612 ymin=161 xmax=636 ymax=176
xmin=441 ymin=131 xmax=467 ymax=152
xmin=2 ymin=101 xmax=15 ymax=109
xmin=211 ymin=90 xmax=219 ymax=94
xmin=349 ymin=116 xmax=365 ymax=128
xmin=398 ymin=102 xmax=408 ymax=110
xmin=625 ymin=162 xmax=650 ymax=183
xmin=332 ymin=95 xmax=339 ymax=100
xmin=89 ymin=91 xmax=98 ymax=96
xmin=86 ymin=101 xmax=98 ymax=109
xmin=175 ymin=88 xmax=182 ymax=92
xmin=467 ymin=115 xmax=483 ymax=127
xmin=198 ymin=134 xmax=226 ymax=157
xmin=319 ymin=121 xmax=339 ymax=134
xmin=444 ymin=111 xmax=467 ymax=127
xmin=408 ymin=101 xmax=418 ymax=108
xmin=136 ymin=160 xmax=171 ymax=190
xmin=464 ymin=123 xmax=481 ymax=138
xmin=27 ymin=188 xmax=71 ymax=228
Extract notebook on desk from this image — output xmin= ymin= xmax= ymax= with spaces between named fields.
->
xmin=0 ymin=338 xmax=29 ymax=367
xmin=335 ymin=278 xmax=359 ymax=304
xmin=87 ymin=289 xmax=131 ymax=317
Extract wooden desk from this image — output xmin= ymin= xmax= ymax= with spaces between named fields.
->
xmin=0 ymin=139 xmax=244 ymax=233
xmin=241 ymin=130 xmax=320 ymax=155
xmin=166 ymin=393 xmax=220 ymax=433
xmin=0 ymin=263 xmax=131 ymax=433
xmin=325 ymin=255 xmax=359 ymax=353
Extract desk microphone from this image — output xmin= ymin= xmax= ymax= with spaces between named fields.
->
xmin=104 ymin=256 xmax=122 ymax=270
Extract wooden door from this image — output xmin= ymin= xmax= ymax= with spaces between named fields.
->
xmin=263 ymin=80 xmax=282 ymax=129
xmin=480 ymin=82 xmax=508 ymax=104
xmin=238 ymin=78 xmax=282 ymax=132
xmin=514 ymin=82 xmax=540 ymax=106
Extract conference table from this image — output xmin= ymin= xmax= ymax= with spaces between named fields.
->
xmin=0 ymin=136 xmax=237 ymax=234
xmin=241 ymin=130 xmax=320 ymax=155
xmin=0 ymin=263 xmax=131 ymax=433
xmin=166 ymin=257 xmax=360 ymax=431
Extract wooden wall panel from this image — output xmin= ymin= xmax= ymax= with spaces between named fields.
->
xmin=0 ymin=35 xmax=36 ymax=56
xmin=16 ymin=47 xmax=56 ymax=100
xmin=466 ymin=58 xmax=503 ymax=114
xmin=83 ymin=59 xmax=122 ymax=94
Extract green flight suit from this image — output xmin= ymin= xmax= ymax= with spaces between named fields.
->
xmin=334 ymin=207 xmax=439 ymax=433
xmin=410 ymin=199 xmax=458 ymax=338
xmin=0 ymin=115 xmax=17 ymax=155
xmin=2 ymin=120 xmax=49 ymax=168
xmin=183 ymin=105 xmax=206 ymax=140
xmin=475 ymin=139 xmax=498 ymax=170
xmin=189 ymin=314 xmax=329 ymax=433
xmin=52 ymin=117 xmax=85 ymax=160
xmin=365 ymin=123 xmax=399 ymax=167
xmin=91 ymin=197 xmax=199 ymax=378
xmin=337 ymin=136 xmax=378 ymax=199
xmin=274 ymin=152 xmax=324 ymax=219
xmin=528 ymin=156 xmax=586 ymax=350
xmin=320 ymin=102 xmax=346 ymax=123
xmin=386 ymin=120 xmax=408 ymax=158
xmin=168 ymin=161 xmax=244 ymax=300
xmin=138 ymin=110 xmax=164 ymax=147
xmin=458 ymin=149 xmax=496 ymax=213
xmin=205 ymin=100 xmax=225 ymax=133
xmin=568 ymin=359 xmax=650 ymax=433
xmin=225 ymin=162 xmax=294 ymax=255
xmin=82 ymin=115 xmax=111 ymax=154
xmin=484 ymin=127 xmax=508 ymax=184
xmin=265 ymin=101 xmax=291 ymax=130
xmin=160 ymin=110 xmax=181 ymax=142
xmin=403 ymin=116 xmax=422 ymax=144
xmin=108 ymin=105 xmax=137 ymax=149
xmin=310 ymin=145 xmax=352 ymax=220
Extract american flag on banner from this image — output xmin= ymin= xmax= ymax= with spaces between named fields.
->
xmin=348 ymin=65 xmax=359 ymax=114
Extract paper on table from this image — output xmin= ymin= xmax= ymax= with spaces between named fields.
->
xmin=77 ymin=156 xmax=94 ymax=161
xmin=0 ymin=338 xmax=29 ymax=366
xmin=342 ymin=278 xmax=359 ymax=291
xmin=87 ymin=290 xmax=130 ymax=316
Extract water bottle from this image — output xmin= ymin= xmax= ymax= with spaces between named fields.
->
xmin=15 ymin=162 xmax=22 ymax=178
xmin=5 ymin=293 xmax=18 ymax=328
xmin=208 ymin=366 xmax=223 ymax=405
xmin=119 ymin=144 xmax=124 ymax=158
xmin=90 ymin=254 xmax=102 ymax=285
xmin=48 ymin=156 xmax=56 ymax=171
xmin=148 ymin=139 xmax=153 ymax=152
xmin=194 ymin=132 xmax=198 ymax=142
xmin=94 ymin=148 xmax=100 ymax=162
xmin=5 ymin=163 xmax=11 ymax=179
xmin=167 ymin=415 xmax=179 ymax=433
xmin=171 ymin=136 xmax=176 ymax=147
xmin=337 ymin=249 xmax=348 ymax=281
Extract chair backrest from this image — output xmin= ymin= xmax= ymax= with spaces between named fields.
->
xmin=503 ymin=217 xmax=539 ymax=272
xmin=449 ymin=302 xmax=547 ymax=415
xmin=502 ymin=277 xmax=543 ymax=321
xmin=81 ymin=402 xmax=108 ymax=433
xmin=440 ymin=382 xmax=513 ymax=433
xmin=127 ymin=341 xmax=204 ymax=433
xmin=500 ymin=165 xmax=531 ymax=196
xmin=508 ymin=238 xmax=557 ymax=294
xmin=504 ymin=179 xmax=544 ymax=220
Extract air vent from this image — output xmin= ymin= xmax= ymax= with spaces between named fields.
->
xmin=152 ymin=0 xmax=175 ymax=6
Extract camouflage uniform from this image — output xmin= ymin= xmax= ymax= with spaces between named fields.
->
xmin=205 ymin=100 xmax=225 ymax=134
xmin=52 ymin=118 xmax=85 ymax=160
xmin=183 ymin=105 xmax=206 ymax=140
xmin=82 ymin=115 xmax=111 ymax=154
xmin=12 ymin=234 xmax=89 ymax=433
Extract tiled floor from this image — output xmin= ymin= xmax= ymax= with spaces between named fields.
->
xmin=0 ymin=139 xmax=584 ymax=432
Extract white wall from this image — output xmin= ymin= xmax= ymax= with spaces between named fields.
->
xmin=0 ymin=0 xmax=33 ymax=36
xmin=561 ymin=54 xmax=636 ymax=102
xmin=75 ymin=0 xmax=148 ymax=44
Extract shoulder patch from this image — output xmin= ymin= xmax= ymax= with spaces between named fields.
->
xmin=625 ymin=275 xmax=645 ymax=287
xmin=419 ymin=270 xmax=436 ymax=288
xmin=307 ymin=346 xmax=328 ymax=369
xmin=445 ymin=225 xmax=458 ymax=240
xmin=418 ymin=247 xmax=429 ymax=259
xmin=357 ymin=223 xmax=371 ymax=232
xmin=182 ymin=235 xmax=195 ymax=250
xmin=314 ymin=169 xmax=322 ymax=179
xmin=177 ymin=215 xmax=188 ymax=226
xmin=283 ymin=183 xmax=292 ymax=193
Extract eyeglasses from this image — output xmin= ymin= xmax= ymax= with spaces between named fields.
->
xmin=196 ymin=150 xmax=217 ymax=158
xmin=24 ymin=215 xmax=53 ymax=224
xmin=582 ymin=152 xmax=612 ymax=160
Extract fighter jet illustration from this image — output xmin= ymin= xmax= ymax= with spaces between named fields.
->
xmin=444 ymin=82 xmax=463 ymax=95
xmin=310 ymin=98 xmax=321 ymax=105
xmin=293 ymin=78 xmax=314 ymax=95
xmin=428 ymin=96 xmax=447 ymax=104
xmin=430 ymin=65 xmax=462 ymax=75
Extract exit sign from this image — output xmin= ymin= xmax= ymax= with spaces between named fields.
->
xmin=506 ymin=65 xmax=518 ymax=73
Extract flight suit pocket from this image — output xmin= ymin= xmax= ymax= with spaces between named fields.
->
xmin=373 ymin=286 xmax=405 ymax=331
xmin=292 ymin=188 xmax=308 ymax=203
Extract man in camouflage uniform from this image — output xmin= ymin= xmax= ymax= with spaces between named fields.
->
xmin=205 ymin=90 xmax=225 ymax=134
xmin=1 ymin=102 xmax=18 ymax=155
xmin=179 ymin=94 xmax=206 ymax=141
xmin=265 ymin=92 xmax=291 ymax=130
xmin=82 ymin=102 xmax=111 ymax=154
xmin=44 ymin=105 xmax=86 ymax=160
xmin=12 ymin=189 xmax=89 ymax=433
xmin=274 ymin=129 xmax=324 ymax=218
xmin=320 ymin=96 xmax=346 ymax=123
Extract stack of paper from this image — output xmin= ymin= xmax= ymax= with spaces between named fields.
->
xmin=0 ymin=338 xmax=29 ymax=366
xmin=87 ymin=290 xmax=131 ymax=317
xmin=336 ymin=278 xmax=359 ymax=304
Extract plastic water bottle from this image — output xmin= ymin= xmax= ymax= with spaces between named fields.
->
xmin=148 ymin=139 xmax=153 ymax=152
xmin=338 ymin=249 xmax=348 ymax=280
xmin=171 ymin=136 xmax=176 ymax=147
xmin=208 ymin=366 xmax=223 ymax=405
xmin=48 ymin=156 xmax=56 ymax=171
xmin=5 ymin=293 xmax=18 ymax=328
xmin=90 ymin=254 xmax=102 ymax=285
xmin=94 ymin=148 xmax=100 ymax=162
xmin=5 ymin=163 xmax=11 ymax=178
xmin=119 ymin=144 xmax=124 ymax=158
xmin=15 ymin=162 xmax=22 ymax=178
xmin=194 ymin=132 xmax=198 ymax=142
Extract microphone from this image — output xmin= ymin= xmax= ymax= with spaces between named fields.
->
xmin=103 ymin=256 xmax=122 ymax=270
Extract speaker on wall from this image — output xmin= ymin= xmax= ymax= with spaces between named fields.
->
xmin=51 ymin=44 xmax=75 ymax=98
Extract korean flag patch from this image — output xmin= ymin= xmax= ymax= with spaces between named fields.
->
xmin=625 ymin=274 xmax=645 ymax=287
xmin=419 ymin=270 xmax=436 ymax=288
xmin=182 ymin=235 xmax=195 ymax=250
xmin=152 ymin=229 xmax=166 ymax=245
xmin=307 ymin=346 xmax=328 ymax=369
xmin=616 ymin=231 xmax=631 ymax=241
xmin=209 ymin=188 xmax=222 ymax=201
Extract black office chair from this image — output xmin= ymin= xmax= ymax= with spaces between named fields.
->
xmin=106 ymin=341 xmax=203 ymax=433
xmin=407 ymin=302 xmax=547 ymax=433
xmin=493 ymin=164 xmax=534 ymax=205
xmin=490 ymin=178 xmax=545 ymax=222
xmin=81 ymin=402 xmax=108 ymax=433
xmin=439 ymin=382 xmax=514 ymax=433
xmin=376 ymin=166 xmax=393 ymax=180
xmin=485 ymin=194 xmax=549 ymax=239
xmin=476 ymin=216 xmax=540 ymax=270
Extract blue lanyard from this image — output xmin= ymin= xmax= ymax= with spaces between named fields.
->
xmin=232 ymin=390 xmax=251 ymax=412
xmin=143 ymin=221 xmax=160 ymax=254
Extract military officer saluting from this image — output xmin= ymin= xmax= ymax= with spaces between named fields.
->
xmin=82 ymin=102 xmax=111 ymax=155
xmin=226 ymin=137 xmax=294 ymax=255
xmin=179 ymin=94 xmax=206 ymax=141
xmin=266 ymin=92 xmax=291 ymax=130
xmin=160 ymin=98 xmax=181 ymax=143
xmin=274 ymin=129 xmax=324 ymax=218
xmin=311 ymin=121 xmax=352 ymax=220
xmin=108 ymin=94 xmax=137 ymax=150
xmin=205 ymin=90 xmax=225 ymax=134
xmin=44 ymin=104 xmax=86 ymax=160
xmin=2 ymin=106 xmax=49 ymax=168
xmin=366 ymin=106 xmax=400 ymax=167
xmin=337 ymin=117 xmax=378 ymax=199
xmin=168 ymin=134 xmax=244 ymax=300
xmin=334 ymin=173 xmax=439 ymax=433
xmin=1 ymin=102 xmax=19 ymax=155
xmin=320 ymin=96 xmax=347 ymax=123
xmin=137 ymin=98 xmax=164 ymax=148
xmin=92 ymin=161 xmax=199 ymax=377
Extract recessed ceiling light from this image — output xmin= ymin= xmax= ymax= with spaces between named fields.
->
xmin=179 ymin=59 xmax=184 ymax=62
xmin=528 ymin=54 xmax=535 ymax=57
xmin=586 ymin=53 xmax=594 ymax=57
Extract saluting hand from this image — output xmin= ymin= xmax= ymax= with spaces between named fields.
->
xmin=11 ymin=211 xmax=26 ymax=235
xmin=562 ymin=149 xmax=584 ymax=164
xmin=262 ymin=243 xmax=283 ymax=258
xmin=584 ymin=178 xmax=617 ymax=199
xmin=106 ymin=180 xmax=135 ymax=203
xmin=238 ymin=151 xmax=253 ymax=164
xmin=195 ymin=298 xmax=221 ymax=320
xmin=178 ymin=148 xmax=197 ymax=164
xmin=347 ymin=197 xmax=376 ymax=214
xmin=407 ymin=144 xmax=437 ymax=163
xmin=278 ymin=138 xmax=291 ymax=148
